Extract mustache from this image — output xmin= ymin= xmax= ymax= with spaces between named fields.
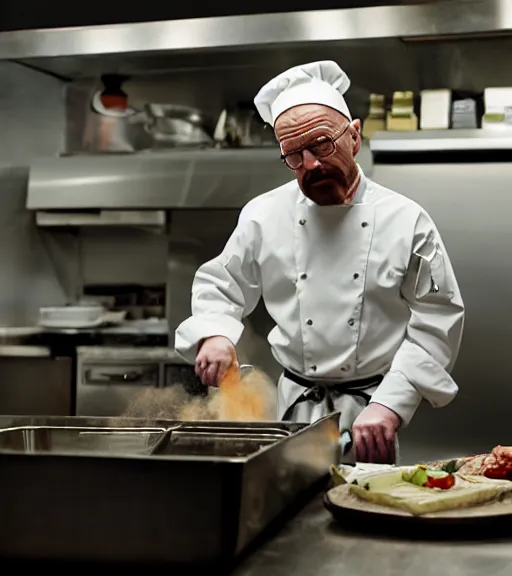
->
xmin=303 ymin=168 xmax=347 ymax=188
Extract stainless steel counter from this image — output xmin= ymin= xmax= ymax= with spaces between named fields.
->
xmin=5 ymin=488 xmax=509 ymax=572
xmin=0 ymin=319 xmax=168 ymax=338
xmin=32 ymin=319 xmax=168 ymax=336
xmin=232 ymin=493 xmax=512 ymax=576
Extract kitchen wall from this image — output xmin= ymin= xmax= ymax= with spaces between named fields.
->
xmin=79 ymin=228 xmax=167 ymax=287
xmin=0 ymin=62 xmax=69 ymax=326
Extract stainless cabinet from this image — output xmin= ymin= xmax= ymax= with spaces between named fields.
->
xmin=76 ymin=361 xmax=160 ymax=416
xmin=75 ymin=346 xmax=200 ymax=417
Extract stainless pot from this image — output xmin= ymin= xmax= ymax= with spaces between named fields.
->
xmin=143 ymin=103 xmax=215 ymax=147
xmin=82 ymin=112 xmax=153 ymax=153
xmin=85 ymin=94 xmax=214 ymax=151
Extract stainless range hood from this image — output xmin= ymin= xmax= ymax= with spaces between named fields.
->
xmin=0 ymin=1 xmax=509 ymax=62
xmin=0 ymin=0 xmax=509 ymax=82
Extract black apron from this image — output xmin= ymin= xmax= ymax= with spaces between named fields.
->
xmin=280 ymin=369 xmax=384 ymax=422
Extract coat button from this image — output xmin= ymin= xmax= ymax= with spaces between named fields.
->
xmin=300 ymin=273 xmax=308 ymax=280
xmin=311 ymin=365 xmax=317 ymax=372
xmin=353 ymin=273 xmax=359 ymax=279
xmin=299 ymin=218 xmax=306 ymax=225
xmin=341 ymin=365 xmax=350 ymax=372
xmin=348 ymin=319 xmax=354 ymax=326
xmin=361 ymin=222 xmax=368 ymax=228
xmin=306 ymin=319 xmax=313 ymax=326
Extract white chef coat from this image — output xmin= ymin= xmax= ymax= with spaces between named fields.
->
xmin=175 ymin=168 xmax=465 ymax=433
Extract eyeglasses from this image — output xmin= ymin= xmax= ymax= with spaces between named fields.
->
xmin=280 ymin=123 xmax=351 ymax=170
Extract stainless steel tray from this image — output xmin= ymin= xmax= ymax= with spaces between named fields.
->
xmin=0 ymin=425 xmax=169 ymax=455
xmin=0 ymin=421 xmax=294 ymax=458
xmin=151 ymin=424 xmax=291 ymax=458
xmin=0 ymin=413 xmax=341 ymax=566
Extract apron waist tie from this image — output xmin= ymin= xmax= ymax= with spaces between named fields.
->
xmin=281 ymin=369 xmax=384 ymax=422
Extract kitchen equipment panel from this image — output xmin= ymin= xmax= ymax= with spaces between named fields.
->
xmin=76 ymin=347 xmax=196 ymax=416
xmin=83 ymin=362 xmax=159 ymax=385
xmin=76 ymin=357 xmax=162 ymax=416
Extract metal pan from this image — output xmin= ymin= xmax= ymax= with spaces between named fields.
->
xmin=0 ymin=425 xmax=175 ymax=456
xmin=150 ymin=423 xmax=292 ymax=458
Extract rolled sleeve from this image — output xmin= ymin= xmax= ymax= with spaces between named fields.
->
xmin=370 ymin=371 xmax=422 ymax=427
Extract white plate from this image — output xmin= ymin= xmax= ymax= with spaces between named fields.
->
xmin=39 ymin=305 xmax=105 ymax=329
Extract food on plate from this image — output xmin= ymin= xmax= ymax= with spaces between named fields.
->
xmin=329 ymin=448 xmax=512 ymax=517
xmin=330 ymin=463 xmax=396 ymax=487
xmin=347 ymin=467 xmax=512 ymax=516
xmin=402 ymin=465 xmax=456 ymax=490
xmin=331 ymin=465 xmax=348 ymax=486
xmin=427 ymin=446 xmax=512 ymax=481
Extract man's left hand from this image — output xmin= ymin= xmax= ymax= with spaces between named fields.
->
xmin=352 ymin=403 xmax=401 ymax=464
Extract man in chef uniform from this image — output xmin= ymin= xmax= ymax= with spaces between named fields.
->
xmin=175 ymin=61 xmax=465 ymax=464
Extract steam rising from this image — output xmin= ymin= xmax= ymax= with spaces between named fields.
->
xmin=123 ymin=368 xmax=277 ymax=422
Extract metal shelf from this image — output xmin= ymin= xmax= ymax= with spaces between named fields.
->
xmin=27 ymin=148 xmax=288 ymax=211
xmin=369 ymin=129 xmax=512 ymax=153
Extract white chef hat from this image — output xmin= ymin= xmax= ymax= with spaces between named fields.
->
xmin=254 ymin=60 xmax=352 ymax=127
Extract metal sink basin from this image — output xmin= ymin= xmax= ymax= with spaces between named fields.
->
xmin=0 ymin=421 xmax=294 ymax=458
xmin=151 ymin=424 xmax=291 ymax=458
xmin=0 ymin=425 xmax=167 ymax=456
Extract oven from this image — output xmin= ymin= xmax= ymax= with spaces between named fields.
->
xmin=75 ymin=347 xmax=202 ymax=417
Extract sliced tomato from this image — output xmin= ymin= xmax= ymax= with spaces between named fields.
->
xmin=424 ymin=474 xmax=456 ymax=490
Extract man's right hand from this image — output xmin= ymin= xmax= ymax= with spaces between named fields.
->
xmin=195 ymin=336 xmax=238 ymax=387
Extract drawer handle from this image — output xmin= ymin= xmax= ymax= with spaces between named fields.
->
xmin=85 ymin=369 xmax=156 ymax=384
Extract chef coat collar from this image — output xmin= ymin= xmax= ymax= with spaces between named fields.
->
xmin=299 ymin=164 xmax=367 ymax=208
